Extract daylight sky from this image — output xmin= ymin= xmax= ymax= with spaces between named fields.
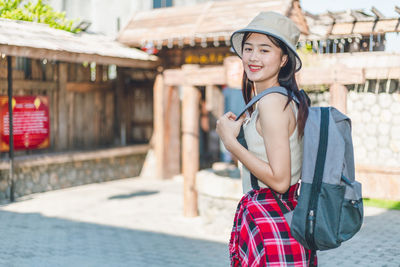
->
xmin=300 ymin=0 xmax=400 ymax=52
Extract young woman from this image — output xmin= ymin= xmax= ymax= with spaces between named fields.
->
xmin=216 ymin=12 xmax=316 ymax=266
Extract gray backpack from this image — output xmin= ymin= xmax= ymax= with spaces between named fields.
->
xmin=236 ymin=86 xmax=363 ymax=256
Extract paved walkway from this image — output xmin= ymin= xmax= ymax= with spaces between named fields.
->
xmin=0 ymin=177 xmax=399 ymax=266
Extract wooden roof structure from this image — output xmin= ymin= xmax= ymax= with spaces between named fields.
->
xmin=0 ymin=18 xmax=159 ymax=68
xmin=305 ymin=7 xmax=400 ymax=40
xmin=118 ymin=0 xmax=309 ymax=48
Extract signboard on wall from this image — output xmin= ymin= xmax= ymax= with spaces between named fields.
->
xmin=0 ymin=96 xmax=50 ymax=151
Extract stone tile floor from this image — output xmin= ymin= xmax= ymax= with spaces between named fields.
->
xmin=0 ymin=177 xmax=399 ymax=266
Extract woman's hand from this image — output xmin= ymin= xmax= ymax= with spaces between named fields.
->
xmin=216 ymin=112 xmax=245 ymax=151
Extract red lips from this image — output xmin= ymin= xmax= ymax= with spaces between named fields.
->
xmin=248 ymin=64 xmax=262 ymax=72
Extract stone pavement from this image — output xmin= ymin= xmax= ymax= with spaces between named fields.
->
xmin=0 ymin=177 xmax=399 ymax=267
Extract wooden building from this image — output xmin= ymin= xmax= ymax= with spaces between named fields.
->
xmin=0 ymin=18 xmax=159 ymax=200
xmin=0 ymin=18 xmax=159 ymax=155
xmin=118 ymin=0 xmax=309 ymax=68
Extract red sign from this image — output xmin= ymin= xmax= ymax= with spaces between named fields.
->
xmin=0 ymin=96 xmax=50 ymax=151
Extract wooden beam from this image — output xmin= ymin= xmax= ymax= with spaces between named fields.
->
xmin=331 ymin=19 xmax=400 ymax=35
xmin=95 ymin=65 xmax=103 ymax=83
xmin=151 ymin=79 xmax=181 ymax=179
xmin=154 ymin=74 xmax=166 ymax=179
xmin=0 ymin=79 xmax=57 ymax=90
xmin=371 ymin=7 xmax=385 ymax=19
xmin=0 ymin=44 xmax=159 ymax=69
xmin=57 ymin=62 xmax=68 ymax=150
xmin=224 ymin=56 xmax=243 ymax=88
xmin=297 ymin=67 xmax=365 ymax=85
xmin=66 ymin=81 xmax=114 ymax=92
xmin=182 ymin=84 xmax=200 ymax=217
xmin=329 ymin=83 xmax=348 ymax=114
xmin=67 ymin=92 xmax=74 ymax=147
xmin=165 ymin=85 xmax=181 ymax=178
xmin=164 ymin=65 xmax=226 ymax=86
xmin=364 ymin=67 xmax=400 ymax=80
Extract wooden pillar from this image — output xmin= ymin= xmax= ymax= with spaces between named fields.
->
xmin=57 ymin=62 xmax=68 ymax=150
xmin=154 ymin=74 xmax=166 ymax=179
xmin=206 ymin=85 xmax=224 ymax=118
xmin=165 ymin=85 xmax=181 ymax=177
xmin=67 ymin=89 xmax=74 ymax=147
xmin=93 ymin=64 xmax=103 ymax=146
xmin=224 ymin=56 xmax=243 ymax=89
xmin=182 ymin=85 xmax=200 ymax=217
xmin=329 ymin=83 xmax=348 ymax=114
xmin=154 ymin=74 xmax=181 ymax=179
xmin=115 ymin=67 xmax=125 ymax=145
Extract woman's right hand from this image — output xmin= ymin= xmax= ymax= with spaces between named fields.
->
xmin=216 ymin=112 xmax=245 ymax=151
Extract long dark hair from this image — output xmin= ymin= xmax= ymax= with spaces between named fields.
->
xmin=241 ymin=32 xmax=309 ymax=137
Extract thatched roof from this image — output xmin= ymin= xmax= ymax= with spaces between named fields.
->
xmin=118 ymin=0 xmax=309 ymax=48
xmin=305 ymin=8 xmax=400 ymax=40
xmin=0 ymin=18 xmax=158 ymax=68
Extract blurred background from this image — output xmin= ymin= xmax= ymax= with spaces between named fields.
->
xmin=0 ymin=0 xmax=399 ymax=266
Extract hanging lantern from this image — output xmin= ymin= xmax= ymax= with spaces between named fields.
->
xmin=141 ymin=41 xmax=159 ymax=55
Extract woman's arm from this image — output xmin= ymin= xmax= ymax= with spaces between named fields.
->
xmin=216 ymin=93 xmax=292 ymax=194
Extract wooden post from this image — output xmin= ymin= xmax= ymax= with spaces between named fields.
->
xmin=182 ymin=85 xmax=200 ymax=217
xmin=67 ymin=91 xmax=74 ymax=147
xmin=206 ymin=85 xmax=224 ymax=119
xmin=329 ymin=83 xmax=348 ymax=114
xmin=7 ymin=56 xmax=15 ymax=202
xmin=154 ymin=74 xmax=166 ymax=178
xmin=57 ymin=62 xmax=68 ymax=150
xmin=165 ymin=85 xmax=181 ymax=177
xmin=224 ymin=56 xmax=243 ymax=89
xmin=154 ymin=73 xmax=181 ymax=179
xmin=93 ymin=64 xmax=103 ymax=146
xmin=115 ymin=67 xmax=125 ymax=145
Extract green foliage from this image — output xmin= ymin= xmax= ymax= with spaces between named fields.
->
xmin=363 ymin=198 xmax=400 ymax=210
xmin=0 ymin=0 xmax=80 ymax=33
xmin=297 ymin=42 xmax=314 ymax=55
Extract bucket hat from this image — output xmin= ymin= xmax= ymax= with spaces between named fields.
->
xmin=230 ymin=11 xmax=302 ymax=71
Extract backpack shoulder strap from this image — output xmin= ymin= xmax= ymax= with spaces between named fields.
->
xmin=235 ymin=86 xmax=299 ymax=121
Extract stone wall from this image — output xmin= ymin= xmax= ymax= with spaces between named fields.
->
xmin=347 ymin=92 xmax=400 ymax=168
xmin=0 ymin=145 xmax=148 ymax=201
xmin=308 ymin=90 xmax=400 ymax=200
xmin=309 ymin=90 xmax=400 ymax=167
xmin=347 ymin=91 xmax=400 ymax=200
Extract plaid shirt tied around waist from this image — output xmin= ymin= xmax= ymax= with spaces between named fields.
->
xmin=229 ymin=183 xmax=317 ymax=267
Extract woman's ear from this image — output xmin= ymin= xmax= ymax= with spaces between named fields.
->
xmin=280 ymin=54 xmax=288 ymax=68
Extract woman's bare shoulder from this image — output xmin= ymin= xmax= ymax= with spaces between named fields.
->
xmin=258 ymin=93 xmax=288 ymax=115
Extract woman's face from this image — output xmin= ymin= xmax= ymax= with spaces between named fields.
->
xmin=242 ymin=33 xmax=287 ymax=89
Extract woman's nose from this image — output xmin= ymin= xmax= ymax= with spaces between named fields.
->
xmin=249 ymin=50 xmax=259 ymax=61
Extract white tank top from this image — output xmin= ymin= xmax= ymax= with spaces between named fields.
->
xmin=241 ymin=101 xmax=303 ymax=193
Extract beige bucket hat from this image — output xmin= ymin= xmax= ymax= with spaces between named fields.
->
xmin=230 ymin=11 xmax=302 ymax=71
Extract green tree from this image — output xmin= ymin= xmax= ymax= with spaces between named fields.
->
xmin=0 ymin=0 xmax=81 ymax=33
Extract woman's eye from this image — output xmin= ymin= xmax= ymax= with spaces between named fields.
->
xmin=261 ymin=49 xmax=269 ymax=53
xmin=244 ymin=47 xmax=252 ymax=52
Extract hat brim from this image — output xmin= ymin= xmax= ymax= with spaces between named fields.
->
xmin=230 ymin=29 xmax=302 ymax=72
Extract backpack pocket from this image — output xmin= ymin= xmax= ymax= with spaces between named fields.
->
xmin=314 ymin=183 xmax=346 ymax=250
xmin=338 ymin=181 xmax=363 ymax=242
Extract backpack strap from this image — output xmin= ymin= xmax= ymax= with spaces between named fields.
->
xmin=235 ymin=86 xmax=299 ymax=122
xmin=305 ymin=107 xmax=330 ymax=251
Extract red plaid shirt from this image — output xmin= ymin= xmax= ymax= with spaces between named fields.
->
xmin=229 ymin=184 xmax=317 ymax=266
